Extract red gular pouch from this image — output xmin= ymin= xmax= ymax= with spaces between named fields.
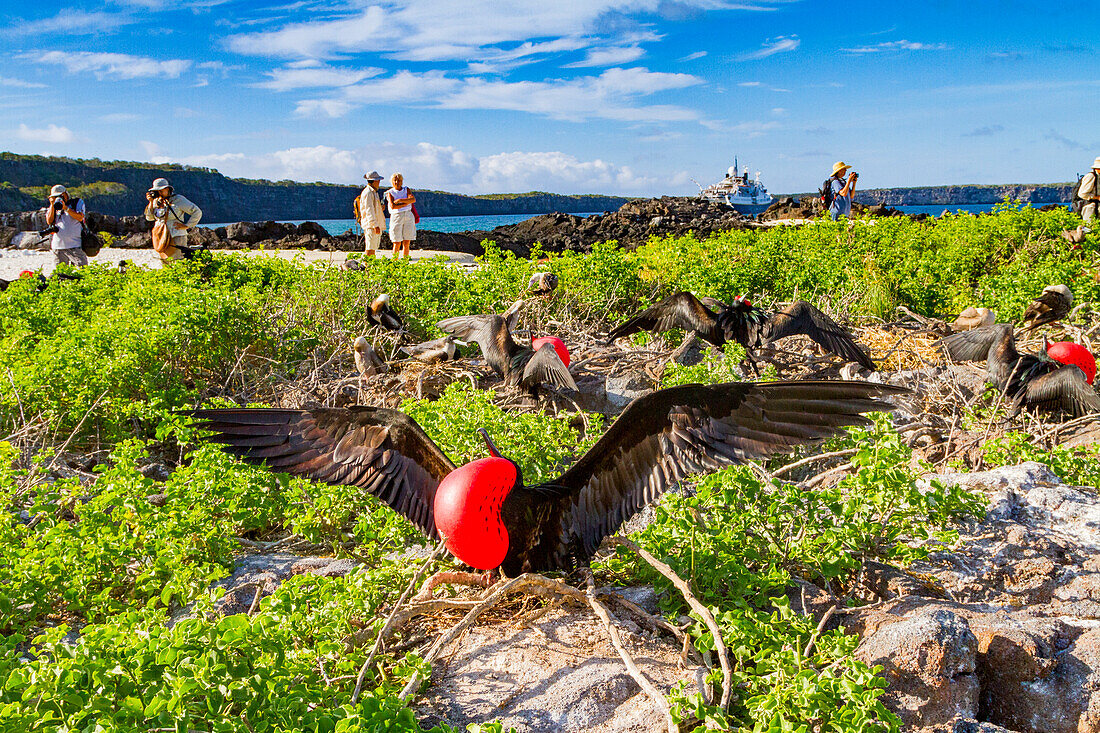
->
xmin=531 ymin=336 xmax=570 ymax=367
xmin=1047 ymin=341 xmax=1097 ymax=385
xmin=433 ymin=457 xmax=518 ymax=570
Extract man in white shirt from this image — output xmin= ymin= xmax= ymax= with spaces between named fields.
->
xmin=359 ymin=171 xmax=385 ymax=258
xmin=45 ymin=184 xmax=88 ymax=267
xmin=1078 ymin=157 xmax=1100 ymax=222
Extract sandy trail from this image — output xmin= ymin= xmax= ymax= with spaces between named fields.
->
xmin=0 ymin=247 xmax=478 ymax=280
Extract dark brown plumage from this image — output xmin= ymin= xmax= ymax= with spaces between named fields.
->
xmin=437 ymin=305 xmax=575 ymax=393
xmin=187 ymin=379 xmax=905 ymax=574
xmin=607 ymin=292 xmax=875 ymax=371
xmin=399 ymin=336 xmax=463 ymax=363
xmin=937 ymin=323 xmax=1100 ymax=416
xmin=526 ymin=272 xmax=559 ymax=297
xmin=1021 ymin=285 xmax=1073 ymax=331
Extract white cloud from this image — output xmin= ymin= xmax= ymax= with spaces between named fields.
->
xmin=679 ymin=51 xmax=707 ymax=61
xmin=17 ymin=124 xmax=76 ymax=144
xmin=738 ymin=81 xmax=762 ymax=87
xmin=29 ymin=51 xmax=192 ymax=80
xmin=841 ymin=40 xmax=950 ymax=54
xmin=298 ymin=67 xmax=703 ymax=123
xmin=257 ymin=64 xmax=384 ymax=91
xmin=226 ymin=0 xmax=792 ymax=63
xmin=1 ymin=10 xmax=137 ymax=37
xmin=154 ymin=141 xmax=685 ymax=195
xmin=0 ymin=76 xmax=46 ymax=89
xmin=564 ymin=46 xmax=646 ymax=68
xmin=739 ymin=35 xmax=800 ymax=60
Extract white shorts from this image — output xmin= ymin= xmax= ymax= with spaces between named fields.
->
xmin=363 ymin=227 xmax=382 ymax=250
xmin=389 ymin=210 xmax=416 ymax=242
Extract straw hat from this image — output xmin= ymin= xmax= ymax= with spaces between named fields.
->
xmin=831 ymin=161 xmax=851 ymax=176
xmin=150 ymin=178 xmax=171 ymax=191
xmin=49 ymin=184 xmax=66 ymax=196
xmin=1093 ymin=156 xmax=1100 ymax=169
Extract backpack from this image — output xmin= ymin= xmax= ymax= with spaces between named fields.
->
xmin=353 ymin=191 xmax=362 ymax=221
xmin=820 ymin=178 xmax=836 ymax=207
xmin=65 ymin=197 xmax=102 ymax=257
xmin=1072 ymin=172 xmax=1095 ymax=215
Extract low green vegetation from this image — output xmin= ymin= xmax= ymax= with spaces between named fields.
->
xmin=0 ymin=206 xmax=1094 ymax=731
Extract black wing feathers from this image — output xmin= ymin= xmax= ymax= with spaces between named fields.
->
xmin=547 ymin=380 xmax=906 ymax=559
xmin=187 ymin=406 xmax=455 ymax=537
xmin=607 ymin=292 xmax=722 ymax=345
xmin=764 ymin=301 xmax=875 ymax=370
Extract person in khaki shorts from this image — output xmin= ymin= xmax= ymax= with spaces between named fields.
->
xmin=45 ymin=184 xmax=88 ymax=267
xmin=359 ymin=171 xmax=385 ymax=257
xmin=1078 ymin=157 xmax=1100 ymax=222
xmin=385 ymin=172 xmax=416 ymax=260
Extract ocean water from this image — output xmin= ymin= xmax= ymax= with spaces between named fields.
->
xmin=206 ymin=213 xmax=601 ymax=236
xmin=205 ymin=203 xmax=1071 ymax=236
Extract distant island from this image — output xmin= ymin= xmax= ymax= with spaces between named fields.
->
xmin=0 ymin=153 xmax=1078 ymax=222
xmin=0 ymin=153 xmax=631 ymax=221
xmin=784 ymin=182 xmax=1075 ymax=207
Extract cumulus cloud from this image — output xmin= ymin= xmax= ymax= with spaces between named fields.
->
xmin=739 ymin=35 xmax=799 ymax=60
xmin=841 ymin=40 xmax=950 ymax=53
xmin=29 ymin=51 xmax=191 ymax=80
xmin=154 ymin=141 xmax=685 ymax=195
xmin=0 ymin=10 xmax=137 ymax=37
xmin=257 ymin=63 xmax=384 ymax=91
xmin=17 ymin=124 xmax=77 ymax=144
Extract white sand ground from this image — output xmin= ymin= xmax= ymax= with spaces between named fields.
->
xmin=0 ymin=247 xmax=478 ymax=280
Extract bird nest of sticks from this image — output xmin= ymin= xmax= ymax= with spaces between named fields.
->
xmin=344 ymin=538 xmax=735 ymax=733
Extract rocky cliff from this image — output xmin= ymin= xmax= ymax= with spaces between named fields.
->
xmin=0 ymin=153 xmax=630 ymax=221
xmin=853 ymin=184 xmax=1076 ymax=207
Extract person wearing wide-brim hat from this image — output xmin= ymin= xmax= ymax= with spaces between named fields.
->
xmin=144 ymin=177 xmax=202 ymax=262
xmin=44 ymin=183 xmax=89 ymax=267
xmin=1078 ymin=157 xmax=1100 ymax=223
xmin=358 ymin=171 xmax=386 ymax=258
xmin=825 ymin=161 xmax=858 ymax=220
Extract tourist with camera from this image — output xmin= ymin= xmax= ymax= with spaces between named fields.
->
xmin=144 ymin=177 xmax=202 ymax=262
xmin=45 ymin=184 xmax=88 ymax=267
xmin=823 ymin=161 xmax=858 ymax=219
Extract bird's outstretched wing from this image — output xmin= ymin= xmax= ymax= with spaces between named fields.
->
xmin=437 ymin=314 xmax=501 ymax=357
xmin=763 ymin=301 xmax=875 ymax=370
xmin=400 ymin=337 xmax=455 ymax=359
xmin=606 ymin=292 xmax=720 ymax=344
xmin=936 ymin=323 xmax=1011 ymax=363
xmin=522 ymin=343 xmax=578 ymax=391
xmin=1020 ymin=365 xmax=1100 ymax=417
xmin=544 ymin=380 xmax=907 ymax=560
xmin=187 ymin=406 xmax=455 ymax=537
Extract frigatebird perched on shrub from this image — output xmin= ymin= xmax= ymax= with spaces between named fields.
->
xmin=437 ymin=300 xmax=576 ymax=394
xmin=367 ymin=294 xmax=404 ymax=332
xmin=526 ymin=272 xmax=559 ymax=297
xmin=399 ymin=336 xmax=464 ymax=363
xmin=937 ymin=323 xmax=1100 ymax=416
xmin=607 ymin=292 xmax=875 ymax=371
xmin=187 ymin=380 xmax=904 ymax=574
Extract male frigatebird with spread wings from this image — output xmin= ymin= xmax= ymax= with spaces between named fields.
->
xmin=187 ymin=380 xmax=904 ymax=575
xmin=437 ymin=300 xmax=576 ymax=394
xmin=937 ymin=323 xmax=1100 ymax=417
xmin=607 ymin=291 xmax=875 ymax=371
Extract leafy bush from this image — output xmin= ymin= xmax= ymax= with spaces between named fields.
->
xmin=980 ymin=431 xmax=1100 ymax=489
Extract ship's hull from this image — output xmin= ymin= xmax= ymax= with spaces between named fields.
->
xmin=703 ymin=193 xmax=774 ymax=215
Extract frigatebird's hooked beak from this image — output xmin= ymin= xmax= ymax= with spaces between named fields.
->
xmin=477 ymin=428 xmax=503 ymax=458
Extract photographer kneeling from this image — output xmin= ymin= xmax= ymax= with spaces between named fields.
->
xmin=45 ymin=184 xmax=88 ymax=268
xmin=144 ymin=177 xmax=202 ymax=262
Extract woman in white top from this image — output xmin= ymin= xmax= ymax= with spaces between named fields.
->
xmin=385 ymin=172 xmax=416 ymax=260
xmin=144 ymin=177 xmax=202 ymax=261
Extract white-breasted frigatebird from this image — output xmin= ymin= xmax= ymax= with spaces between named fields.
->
xmin=607 ymin=291 xmax=875 ymax=371
xmin=187 ymin=380 xmax=904 ymax=575
xmin=937 ymin=323 xmax=1099 ymax=416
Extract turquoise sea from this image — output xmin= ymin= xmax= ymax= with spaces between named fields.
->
xmin=206 ymin=202 xmax=1070 ymax=236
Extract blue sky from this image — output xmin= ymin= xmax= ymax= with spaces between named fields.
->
xmin=0 ymin=0 xmax=1097 ymax=195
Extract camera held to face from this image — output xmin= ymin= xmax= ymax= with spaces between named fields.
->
xmin=52 ymin=199 xmax=64 ymax=212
